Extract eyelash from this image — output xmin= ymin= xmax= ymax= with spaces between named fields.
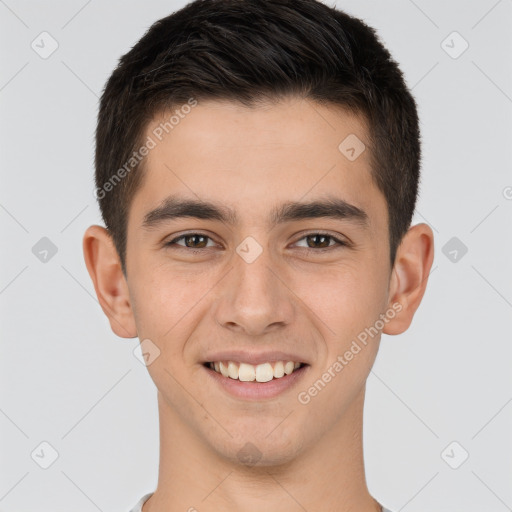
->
xmin=164 ymin=232 xmax=349 ymax=254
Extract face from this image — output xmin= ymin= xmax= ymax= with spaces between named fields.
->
xmin=123 ymin=97 xmax=396 ymax=464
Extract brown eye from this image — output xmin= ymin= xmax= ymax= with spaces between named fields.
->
xmin=294 ymin=232 xmax=347 ymax=250
xmin=182 ymin=234 xmax=208 ymax=248
xmin=165 ymin=233 xmax=215 ymax=251
xmin=306 ymin=234 xmax=331 ymax=248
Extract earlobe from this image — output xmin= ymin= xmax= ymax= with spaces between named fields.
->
xmin=82 ymin=225 xmax=138 ymax=338
xmin=383 ymin=223 xmax=435 ymax=335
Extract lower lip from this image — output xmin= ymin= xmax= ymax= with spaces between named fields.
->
xmin=203 ymin=364 xmax=309 ymax=400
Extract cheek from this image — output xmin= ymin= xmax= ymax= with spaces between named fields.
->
xmin=129 ymin=264 xmax=205 ymax=339
xmin=294 ymin=264 xmax=387 ymax=411
xmin=293 ymin=259 xmax=389 ymax=338
xmin=129 ymin=269 xmax=209 ymax=388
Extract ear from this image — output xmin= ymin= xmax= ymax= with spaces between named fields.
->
xmin=82 ymin=225 xmax=137 ymax=338
xmin=383 ymin=223 xmax=434 ymax=335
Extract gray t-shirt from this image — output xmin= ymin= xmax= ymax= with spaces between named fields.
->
xmin=129 ymin=492 xmax=153 ymax=511
xmin=129 ymin=492 xmax=394 ymax=511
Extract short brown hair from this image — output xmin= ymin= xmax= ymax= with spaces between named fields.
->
xmin=95 ymin=0 xmax=421 ymax=275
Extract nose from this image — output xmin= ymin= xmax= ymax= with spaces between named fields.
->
xmin=214 ymin=244 xmax=295 ymax=336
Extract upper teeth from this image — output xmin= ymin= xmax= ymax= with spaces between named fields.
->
xmin=209 ymin=361 xmax=302 ymax=382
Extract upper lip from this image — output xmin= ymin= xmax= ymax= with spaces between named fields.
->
xmin=203 ymin=350 xmax=310 ymax=366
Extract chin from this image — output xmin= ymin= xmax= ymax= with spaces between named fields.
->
xmin=208 ymin=425 xmax=304 ymax=468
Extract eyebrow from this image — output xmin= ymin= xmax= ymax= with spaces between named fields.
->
xmin=142 ymin=194 xmax=369 ymax=230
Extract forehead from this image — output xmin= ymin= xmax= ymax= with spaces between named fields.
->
xmin=129 ymin=97 xmax=385 ymax=229
xmin=146 ymin=96 xmax=370 ymax=162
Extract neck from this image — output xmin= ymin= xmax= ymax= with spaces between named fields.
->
xmin=144 ymin=386 xmax=381 ymax=512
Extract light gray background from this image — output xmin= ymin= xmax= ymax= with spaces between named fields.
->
xmin=1 ymin=1 xmax=511 ymax=511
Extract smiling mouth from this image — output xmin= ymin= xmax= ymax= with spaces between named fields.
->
xmin=203 ymin=361 xmax=308 ymax=382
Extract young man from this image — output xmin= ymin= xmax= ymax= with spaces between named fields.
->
xmin=83 ymin=0 xmax=434 ymax=510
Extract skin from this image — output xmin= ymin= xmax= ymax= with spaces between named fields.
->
xmin=83 ymin=96 xmax=434 ymax=512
